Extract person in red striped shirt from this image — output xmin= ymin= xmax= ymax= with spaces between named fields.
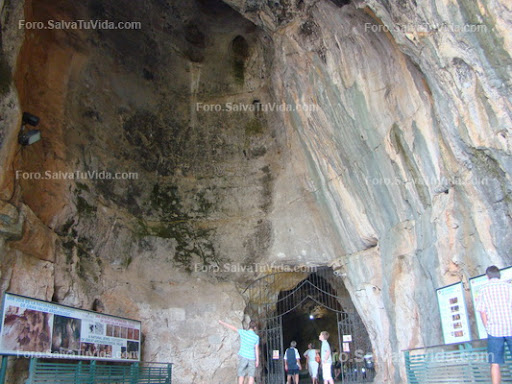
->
xmin=476 ymin=265 xmax=512 ymax=384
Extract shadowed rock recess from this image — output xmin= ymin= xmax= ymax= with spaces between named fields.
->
xmin=0 ymin=0 xmax=511 ymax=382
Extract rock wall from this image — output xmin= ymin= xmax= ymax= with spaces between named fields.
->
xmin=0 ymin=0 xmax=511 ymax=383
xmin=1 ymin=0 xmax=277 ymax=383
xmin=231 ymin=0 xmax=512 ymax=382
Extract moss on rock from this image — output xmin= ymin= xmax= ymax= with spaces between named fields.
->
xmin=0 ymin=55 xmax=12 ymax=96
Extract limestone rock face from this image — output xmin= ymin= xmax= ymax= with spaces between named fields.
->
xmin=229 ymin=0 xmax=512 ymax=381
xmin=1 ymin=249 xmax=54 ymax=301
xmin=0 ymin=0 xmax=24 ymax=202
xmin=0 ymin=0 xmax=511 ymax=383
xmin=2 ymin=0 xmax=276 ymax=383
xmin=0 ymin=201 xmax=23 ymax=240
xmin=8 ymin=204 xmax=58 ymax=262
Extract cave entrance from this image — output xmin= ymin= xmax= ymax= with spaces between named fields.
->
xmin=243 ymin=267 xmax=375 ymax=384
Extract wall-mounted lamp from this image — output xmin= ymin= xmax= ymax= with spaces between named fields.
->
xmin=18 ymin=112 xmax=41 ymax=146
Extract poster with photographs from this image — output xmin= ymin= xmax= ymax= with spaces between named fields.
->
xmin=0 ymin=293 xmax=141 ymax=361
xmin=436 ymin=282 xmax=471 ymax=344
xmin=470 ymin=266 xmax=512 ymax=340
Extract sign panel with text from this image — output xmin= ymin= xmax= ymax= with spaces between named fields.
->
xmin=436 ymin=282 xmax=471 ymax=344
xmin=0 ymin=293 xmax=141 ymax=361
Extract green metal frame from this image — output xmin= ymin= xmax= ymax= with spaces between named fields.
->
xmin=0 ymin=356 xmax=8 ymax=384
xmin=404 ymin=339 xmax=512 ymax=383
xmin=0 ymin=357 xmax=171 ymax=384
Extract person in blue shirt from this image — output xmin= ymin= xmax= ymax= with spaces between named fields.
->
xmin=219 ymin=319 xmax=260 ymax=384
xmin=284 ymin=340 xmax=302 ymax=384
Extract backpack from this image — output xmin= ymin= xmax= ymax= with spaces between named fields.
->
xmin=286 ymin=348 xmax=298 ymax=369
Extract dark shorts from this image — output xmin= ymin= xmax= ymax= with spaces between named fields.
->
xmin=287 ymin=368 xmax=300 ymax=375
xmin=487 ymin=334 xmax=512 ymax=364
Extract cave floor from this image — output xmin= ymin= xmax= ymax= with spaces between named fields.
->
xmin=297 ymin=371 xmax=372 ymax=383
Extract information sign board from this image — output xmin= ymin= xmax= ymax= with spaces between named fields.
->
xmin=0 ymin=293 xmax=141 ymax=361
xmin=436 ymin=282 xmax=471 ymax=344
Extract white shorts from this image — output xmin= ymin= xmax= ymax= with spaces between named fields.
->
xmin=308 ymin=361 xmax=319 ymax=378
xmin=322 ymin=363 xmax=332 ymax=380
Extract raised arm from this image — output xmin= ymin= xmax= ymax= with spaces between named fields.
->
xmin=219 ymin=320 xmax=238 ymax=332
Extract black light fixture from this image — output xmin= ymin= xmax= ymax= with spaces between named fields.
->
xmin=18 ymin=112 xmax=41 ymax=146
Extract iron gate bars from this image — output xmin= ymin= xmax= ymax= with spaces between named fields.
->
xmin=243 ymin=267 xmax=346 ymax=320
xmin=243 ymin=267 xmax=375 ymax=383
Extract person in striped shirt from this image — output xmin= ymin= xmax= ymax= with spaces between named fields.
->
xmin=476 ymin=265 xmax=512 ymax=384
xmin=219 ymin=319 xmax=260 ymax=384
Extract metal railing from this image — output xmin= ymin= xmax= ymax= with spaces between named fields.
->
xmin=0 ymin=358 xmax=172 ymax=384
xmin=404 ymin=339 xmax=512 ymax=383
xmin=0 ymin=357 xmax=7 ymax=384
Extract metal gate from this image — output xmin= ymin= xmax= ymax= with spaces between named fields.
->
xmin=261 ymin=316 xmax=284 ymax=384
xmin=337 ymin=312 xmax=375 ymax=382
xmin=243 ymin=267 xmax=374 ymax=384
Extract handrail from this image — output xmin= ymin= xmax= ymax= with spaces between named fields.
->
xmin=403 ymin=339 xmax=512 ymax=384
xmin=0 ymin=357 xmax=173 ymax=384
xmin=0 ymin=356 xmax=7 ymax=384
xmin=403 ymin=338 xmax=487 ymax=353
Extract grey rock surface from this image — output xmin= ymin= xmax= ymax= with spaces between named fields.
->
xmin=0 ymin=0 xmax=511 ymax=383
